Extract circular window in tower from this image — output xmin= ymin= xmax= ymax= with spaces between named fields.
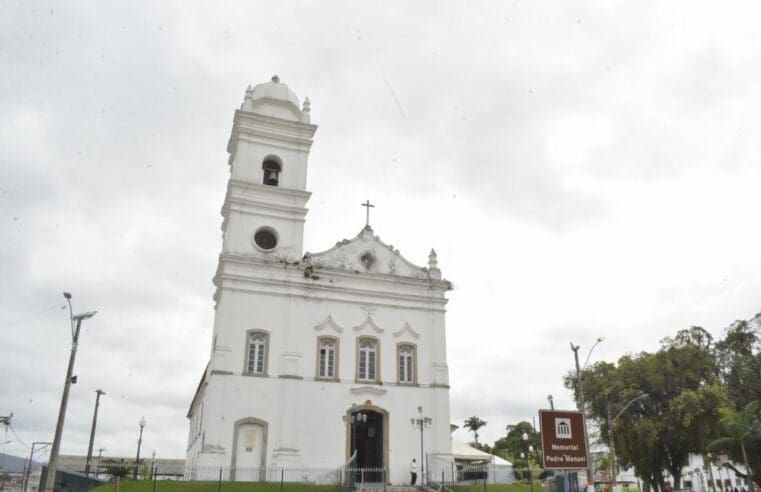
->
xmin=253 ymin=227 xmax=278 ymax=251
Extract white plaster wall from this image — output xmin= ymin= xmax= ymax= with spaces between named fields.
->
xmin=192 ymin=375 xmax=452 ymax=483
xmin=193 ymin=275 xmax=453 ymax=483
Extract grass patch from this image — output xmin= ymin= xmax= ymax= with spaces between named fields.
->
xmin=447 ymin=483 xmax=537 ymax=492
xmin=91 ymin=481 xmax=340 ymax=492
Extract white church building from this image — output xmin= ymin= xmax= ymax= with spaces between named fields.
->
xmin=186 ymin=76 xmax=455 ymax=484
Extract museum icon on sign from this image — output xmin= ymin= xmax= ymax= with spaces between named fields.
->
xmin=555 ymin=418 xmax=572 ymax=439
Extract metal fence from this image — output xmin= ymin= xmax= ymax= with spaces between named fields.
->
xmin=427 ymin=465 xmax=559 ymax=492
xmin=51 ymin=452 xmax=401 ymax=491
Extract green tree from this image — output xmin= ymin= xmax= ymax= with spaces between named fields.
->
xmin=463 ymin=416 xmax=487 ymax=445
xmin=714 ymin=312 xmax=761 ymax=483
xmin=492 ymin=421 xmax=541 ymax=480
xmin=709 ymin=400 xmax=761 ymax=490
xmin=566 ymin=328 xmax=726 ymax=491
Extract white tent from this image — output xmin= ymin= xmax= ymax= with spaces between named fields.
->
xmin=450 ymin=439 xmax=516 ymax=484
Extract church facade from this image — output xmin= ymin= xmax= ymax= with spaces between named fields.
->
xmin=186 ymin=76 xmax=454 ymax=484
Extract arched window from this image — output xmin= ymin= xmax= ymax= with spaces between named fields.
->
xmin=317 ymin=337 xmax=338 ymax=379
xmin=262 ymin=159 xmax=281 ymax=186
xmin=397 ymin=344 xmax=416 ymax=384
xmin=246 ymin=331 xmax=268 ymax=375
xmin=357 ymin=338 xmax=379 ymax=382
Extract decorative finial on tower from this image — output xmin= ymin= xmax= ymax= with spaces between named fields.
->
xmin=428 ymin=249 xmax=441 ymax=279
xmin=428 ymin=249 xmax=438 ymax=269
xmin=302 ymin=97 xmax=311 ymax=123
xmin=271 ymin=74 xmax=280 ymax=83
xmin=243 ymin=85 xmax=254 ymax=107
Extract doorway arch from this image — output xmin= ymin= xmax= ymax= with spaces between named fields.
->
xmin=345 ymin=401 xmax=389 ymax=481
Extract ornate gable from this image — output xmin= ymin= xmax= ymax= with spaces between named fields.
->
xmin=303 ymin=226 xmax=436 ymax=280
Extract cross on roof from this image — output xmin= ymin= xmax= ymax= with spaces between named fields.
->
xmin=361 ymin=200 xmax=375 ymax=227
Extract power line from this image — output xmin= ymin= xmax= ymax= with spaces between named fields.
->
xmin=9 ymin=424 xmax=30 ymax=449
xmin=0 ymin=303 xmax=66 ymax=329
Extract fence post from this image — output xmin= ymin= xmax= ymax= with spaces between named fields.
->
xmin=217 ymin=466 xmax=223 ymax=492
xmin=152 ymin=465 xmax=157 ymax=492
xmin=281 ymin=468 xmax=284 ymax=492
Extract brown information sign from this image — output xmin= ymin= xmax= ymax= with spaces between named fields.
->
xmin=539 ymin=410 xmax=589 ymax=470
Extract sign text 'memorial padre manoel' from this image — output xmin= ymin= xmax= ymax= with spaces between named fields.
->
xmin=539 ymin=410 xmax=589 ymax=470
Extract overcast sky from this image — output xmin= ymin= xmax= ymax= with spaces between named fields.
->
xmin=2 ymin=1 xmax=760 ymax=462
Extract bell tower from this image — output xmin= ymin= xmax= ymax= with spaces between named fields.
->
xmin=221 ymin=75 xmax=317 ymax=261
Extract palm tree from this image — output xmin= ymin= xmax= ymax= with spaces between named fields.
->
xmin=709 ymin=400 xmax=761 ymax=490
xmin=463 ymin=416 xmax=487 ymax=445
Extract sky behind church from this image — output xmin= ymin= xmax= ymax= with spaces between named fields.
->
xmin=1 ymin=0 xmax=760 ymax=461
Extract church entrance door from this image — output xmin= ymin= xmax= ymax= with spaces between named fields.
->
xmin=350 ymin=410 xmax=384 ymax=482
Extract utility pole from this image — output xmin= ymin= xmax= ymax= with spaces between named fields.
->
xmin=0 ymin=413 xmax=12 ymax=471
xmin=44 ymin=292 xmax=98 ymax=492
xmin=133 ymin=417 xmax=146 ymax=480
xmin=23 ymin=441 xmax=51 ymax=492
xmin=85 ymin=389 xmax=106 ymax=476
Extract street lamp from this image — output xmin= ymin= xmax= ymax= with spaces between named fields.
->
xmin=85 ymin=389 xmax=105 ymax=476
xmin=44 ymin=293 xmax=97 ymax=492
xmin=343 ymin=411 xmax=367 ymax=455
xmin=410 ymin=406 xmax=432 ymax=485
xmin=133 ymin=417 xmax=146 ymax=479
xmin=522 ymin=432 xmax=534 ymax=492
xmin=607 ymin=394 xmax=648 ymax=492
xmin=570 ymin=337 xmax=604 ymax=492
xmin=705 ymin=453 xmax=716 ymax=492
xmin=95 ymin=448 xmax=106 ymax=479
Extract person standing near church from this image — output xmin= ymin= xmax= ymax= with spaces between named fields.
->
xmin=410 ymin=458 xmax=417 ymax=485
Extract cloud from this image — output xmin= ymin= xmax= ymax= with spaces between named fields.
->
xmin=1 ymin=0 xmax=761 ymax=461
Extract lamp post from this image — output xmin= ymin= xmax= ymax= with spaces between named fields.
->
xmin=705 ymin=453 xmax=716 ymax=492
xmin=522 ymin=432 xmax=534 ymax=492
xmin=570 ymin=338 xmax=604 ymax=492
xmin=44 ymin=293 xmax=97 ymax=492
xmin=410 ymin=406 xmax=432 ymax=485
xmin=343 ymin=411 xmax=367 ymax=455
xmin=607 ymin=394 xmax=648 ymax=492
xmin=133 ymin=417 xmax=146 ymax=480
xmin=96 ymin=448 xmax=105 ymax=478
xmin=343 ymin=411 xmax=367 ymax=483
xmin=85 ymin=389 xmax=105 ymax=476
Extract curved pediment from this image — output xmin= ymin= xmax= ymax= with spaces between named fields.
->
xmin=303 ymin=226 xmax=430 ymax=279
xmin=393 ymin=322 xmax=420 ymax=340
xmin=314 ymin=315 xmax=344 ymax=334
xmin=353 ymin=316 xmax=383 ymax=334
